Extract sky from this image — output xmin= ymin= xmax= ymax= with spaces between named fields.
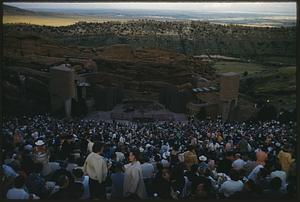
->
xmin=4 ymin=2 xmax=297 ymax=15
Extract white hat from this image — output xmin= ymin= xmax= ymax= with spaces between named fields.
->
xmin=139 ymin=147 xmax=144 ymax=152
xmin=146 ymin=144 xmax=151 ymax=148
xmin=35 ymin=140 xmax=45 ymax=146
xmin=199 ymin=155 xmax=207 ymax=162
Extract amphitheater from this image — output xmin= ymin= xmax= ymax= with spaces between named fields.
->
xmin=3 ymin=33 xmax=240 ymax=121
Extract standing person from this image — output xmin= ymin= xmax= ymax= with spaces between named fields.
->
xmin=141 ymin=156 xmax=155 ymax=197
xmin=170 ymin=164 xmax=186 ymax=199
xmin=152 ymin=167 xmax=172 ymax=199
xmin=111 ymin=162 xmax=125 ymax=199
xmin=50 ymin=175 xmax=74 ymax=199
xmin=256 ymin=147 xmax=268 ymax=166
xmin=6 ymin=175 xmax=38 ymax=199
xmin=270 ymin=162 xmax=287 ymax=191
xmin=277 ymin=144 xmax=294 ymax=174
xmin=25 ymin=162 xmax=49 ymax=198
xmin=52 ymin=161 xmax=74 ymax=184
xmin=247 ymin=164 xmax=264 ymax=184
xmin=262 ymin=177 xmax=285 ymax=199
xmin=219 ymin=169 xmax=244 ymax=198
xmin=170 ymin=144 xmax=180 ymax=165
xmin=72 ymin=168 xmax=90 ymax=199
xmin=232 ymin=153 xmax=246 ymax=171
xmin=32 ymin=139 xmax=49 ymax=165
xmin=218 ymin=151 xmax=234 ymax=175
xmin=83 ymin=142 xmax=107 ymax=199
xmin=243 ymin=153 xmax=257 ymax=176
xmin=184 ymin=145 xmax=198 ymax=171
xmin=60 ymin=135 xmax=75 ymax=160
xmin=238 ymin=137 xmax=249 ymax=154
xmin=123 ymin=149 xmax=147 ymax=199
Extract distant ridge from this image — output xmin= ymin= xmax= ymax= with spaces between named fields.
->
xmin=3 ymin=5 xmax=38 ymax=15
xmin=3 ymin=4 xmax=296 ymax=27
xmin=3 ymin=4 xmax=60 ymax=17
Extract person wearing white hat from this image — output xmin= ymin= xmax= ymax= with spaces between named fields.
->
xmin=32 ymin=139 xmax=49 ymax=165
xmin=35 ymin=140 xmax=45 ymax=146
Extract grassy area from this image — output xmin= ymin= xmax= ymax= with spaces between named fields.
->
xmin=241 ymin=65 xmax=296 ymax=110
xmin=254 ymin=66 xmax=296 ymax=92
xmin=267 ymin=94 xmax=296 ymax=109
xmin=278 ymin=66 xmax=296 ymax=76
xmin=213 ymin=61 xmax=266 ymax=75
xmin=261 ymin=56 xmax=296 ymax=65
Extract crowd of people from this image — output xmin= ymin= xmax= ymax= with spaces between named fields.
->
xmin=1 ymin=114 xmax=297 ymax=199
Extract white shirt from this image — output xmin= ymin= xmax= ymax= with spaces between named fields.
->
xmin=270 ymin=170 xmax=287 ymax=190
xmin=232 ymin=159 xmax=246 ymax=171
xmin=141 ymin=162 xmax=154 ymax=179
xmin=6 ymin=188 xmax=29 ymax=199
xmin=248 ymin=164 xmax=264 ymax=183
xmin=83 ymin=152 xmax=107 ymax=183
xmin=123 ymin=161 xmax=147 ymax=199
xmin=220 ymin=180 xmax=244 ymax=197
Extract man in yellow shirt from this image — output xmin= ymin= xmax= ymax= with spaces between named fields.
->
xmin=277 ymin=144 xmax=294 ymax=174
xmin=184 ymin=145 xmax=198 ymax=171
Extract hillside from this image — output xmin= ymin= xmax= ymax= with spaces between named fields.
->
xmin=3 ymin=21 xmax=296 ymax=66
xmin=3 ymin=5 xmax=129 ymax=26
xmin=3 ymin=5 xmax=36 ymax=15
xmin=2 ymin=18 xmax=296 ymax=117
